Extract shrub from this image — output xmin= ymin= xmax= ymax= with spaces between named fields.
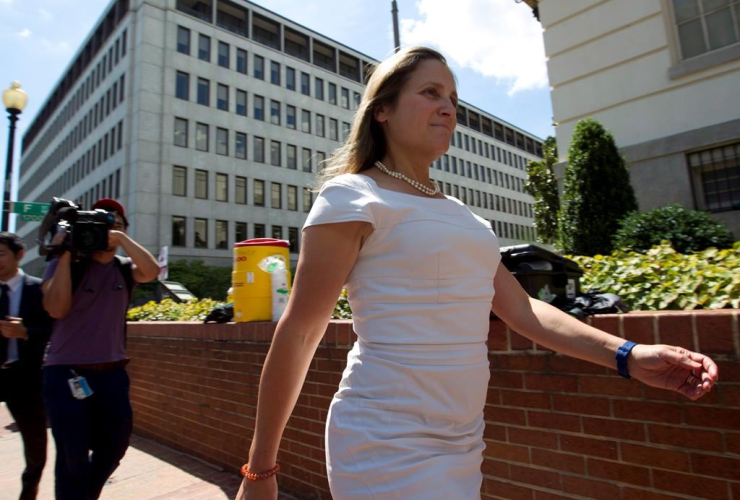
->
xmin=524 ymin=136 xmax=560 ymax=244
xmin=127 ymin=298 xmax=224 ymax=321
xmin=166 ymin=259 xmax=232 ymax=300
xmin=558 ymin=118 xmax=637 ymax=256
xmin=569 ymin=242 xmax=740 ymax=310
xmin=614 ymin=204 xmax=735 ymax=254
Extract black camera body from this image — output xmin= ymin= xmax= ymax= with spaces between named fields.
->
xmin=39 ymin=198 xmax=117 ymax=258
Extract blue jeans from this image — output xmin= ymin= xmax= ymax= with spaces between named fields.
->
xmin=43 ymin=365 xmax=133 ymax=500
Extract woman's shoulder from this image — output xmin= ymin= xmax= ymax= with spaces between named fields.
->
xmin=324 ymin=173 xmax=374 ymax=190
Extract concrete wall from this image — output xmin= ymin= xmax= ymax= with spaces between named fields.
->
xmin=127 ymin=312 xmax=740 ymax=499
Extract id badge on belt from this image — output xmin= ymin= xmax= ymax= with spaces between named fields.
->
xmin=68 ymin=370 xmax=94 ymax=400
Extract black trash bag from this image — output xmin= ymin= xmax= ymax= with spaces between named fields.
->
xmin=556 ymin=290 xmax=631 ymax=319
xmin=203 ymin=303 xmax=234 ymax=323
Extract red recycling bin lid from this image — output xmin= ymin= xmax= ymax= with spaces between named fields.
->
xmin=234 ymin=238 xmax=289 ymax=248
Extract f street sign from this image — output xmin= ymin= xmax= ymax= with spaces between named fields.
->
xmin=10 ymin=202 xmax=50 ymax=222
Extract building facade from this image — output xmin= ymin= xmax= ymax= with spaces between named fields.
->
xmin=530 ymin=0 xmax=740 ymax=235
xmin=18 ymin=0 xmax=543 ymax=272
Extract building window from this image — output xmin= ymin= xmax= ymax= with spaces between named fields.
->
xmin=271 ymin=140 xmax=281 ymax=166
xmin=286 ymin=105 xmax=296 ymax=129
xmin=271 ymin=61 xmax=280 ymax=85
xmin=254 ymin=95 xmax=264 ymax=121
xmin=197 ymin=78 xmax=210 ymax=106
xmin=270 ymin=100 xmax=281 ymax=125
xmin=254 ymin=179 xmax=265 ymax=206
xmin=300 ymin=72 xmax=310 ymax=95
xmin=236 ymin=221 xmax=247 ymax=242
xmin=176 ymin=71 xmax=189 ymax=100
xmin=689 ymin=142 xmax=740 ymax=213
xmin=217 ymin=84 xmax=229 ymax=111
xmin=235 ymin=176 xmax=247 ymax=204
xmin=218 ymin=41 xmax=230 ymax=68
xmin=288 ymin=227 xmax=299 ymax=253
xmin=195 ymin=218 xmax=208 ymax=248
xmin=198 ymin=34 xmax=211 ymax=61
xmin=254 ymin=54 xmax=264 ymax=79
xmin=329 ymin=118 xmax=338 ymax=141
xmin=342 ymin=122 xmax=351 ymax=141
xmin=196 ymin=122 xmax=209 ymax=151
xmin=173 ymin=166 xmax=186 ymax=196
xmin=177 ymin=26 xmax=190 ymax=55
xmin=302 ymin=148 xmax=312 ymax=172
xmin=216 ymin=127 xmax=228 ymax=155
xmin=316 ymin=151 xmax=326 ymax=171
xmin=301 ymin=109 xmax=311 ymax=134
xmin=172 ymin=216 xmax=186 ymax=246
xmin=236 ymin=90 xmax=247 ymax=116
xmin=672 ymin=0 xmax=740 ymax=60
xmin=287 ymin=185 xmax=298 ymax=211
xmin=286 ymin=67 xmax=296 ymax=90
xmin=254 ymin=223 xmax=266 ymax=238
xmin=353 ymin=91 xmax=361 ymax=109
xmin=303 ymin=187 xmax=313 ymax=212
xmin=328 ymin=83 xmax=337 ymax=105
xmin=215 ymin=220 xmax=228 ymax=249
xmin=254 ymin=136 xmax=264 ymax=163
xmin=195 ymin=169 xmax=208 ymax=199
xmin=316 ymin=114 xmax=325 ymax=137
xmin=341 ymin=87 xmax=350 ymax=109
xmin=216 ymin=173 xmax=228 ymax=201
xmin=287 ymin=144 xmax=297 ymax=170
xmin=174 ymin=117 xmax=188 ymax=147
xmin=272 ymin=225 xmax=283 ymax=240
xmin=236 ymin=48 xmax=247 ymax=74
xmin=315 ymin=77 xmax=324 ymax=100
xmin=271 ymin=182 xmax=282 ymax=209
xmin=235 ymin=132 xmax=247 ymax=159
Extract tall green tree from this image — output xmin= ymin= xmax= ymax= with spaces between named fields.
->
xmin=524 ymin=136 xmax=560 ymax=244
xmin=558 ymin=118 xmax=637 ymax=256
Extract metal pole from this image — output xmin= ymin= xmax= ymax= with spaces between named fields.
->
xmin=2 ymin=109 xmax=20 ymax=232
xmin=392 ymin=1 xmax=401 ymax=53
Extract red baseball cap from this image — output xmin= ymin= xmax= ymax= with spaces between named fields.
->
xmin=92 ymin=198 xmax=129 ymax=227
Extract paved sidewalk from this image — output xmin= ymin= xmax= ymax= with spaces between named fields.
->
xmin=0 ymin=404 xmax=295 ymax=500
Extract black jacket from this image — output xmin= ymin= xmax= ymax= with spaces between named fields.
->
xmin=13 ymin=275 xmax=53 ymax=372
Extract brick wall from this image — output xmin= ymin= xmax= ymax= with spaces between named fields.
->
xmin=127 ymin=310 xmax=740 ymax=500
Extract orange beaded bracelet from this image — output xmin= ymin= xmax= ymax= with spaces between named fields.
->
xmin=240 ymin=463 xmax=280 ymax=481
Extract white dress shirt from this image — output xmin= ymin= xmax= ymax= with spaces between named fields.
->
xmin=1 ymin=269 xmax=25 ymax=363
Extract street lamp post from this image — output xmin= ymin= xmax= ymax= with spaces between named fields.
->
xmin=2 ymin=81 xmax=28 ymax=232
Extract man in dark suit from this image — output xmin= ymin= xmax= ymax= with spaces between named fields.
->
xmin=0 ymin=232 xmax=53 ymax=500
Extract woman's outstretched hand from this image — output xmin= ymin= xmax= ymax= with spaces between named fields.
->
xmin=235 ymin=477 xmax=278 ymax=500
xmin=629 ymin=344 xmax=719 ymax=400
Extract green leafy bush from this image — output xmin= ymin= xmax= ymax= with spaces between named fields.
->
xmin=333 ymin=288 xmax=352 ymax=319
xmin=127 ymin=298 xmax=224 ymax=321
xmin=524 ymin=136 xmax=560 ymax=244
xmin=167 ymin=259 xmax=232 ymax=300
xmin=614 ymin=204 xmax=735 ymax=254
xmin=570 ymin=242 xmax=740 ymax=310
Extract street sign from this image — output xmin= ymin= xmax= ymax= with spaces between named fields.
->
xmin=20 ymin=214 xmax=46 ymax=222
xmin=11 ymin=202 xmax=49 ymax=217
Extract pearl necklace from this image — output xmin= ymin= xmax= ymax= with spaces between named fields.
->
xmin=374 ymin=161 xmax=440 ymax=197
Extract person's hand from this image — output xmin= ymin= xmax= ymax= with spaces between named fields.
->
xmin=234 ymin=476 xmax=278 ymax=500
xmin=628 ymin=344 xmax=718 ymax=400
xmin=50 ymin=229 xmax=68 ymax=247
xmin=108 ymin=230 xmax=124 ymax=247
xmin=0 ymin=316 xmax=27 ymax=339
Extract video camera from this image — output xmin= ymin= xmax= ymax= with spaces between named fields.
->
xmin=38 ymin=198 xmax=117 ymax=258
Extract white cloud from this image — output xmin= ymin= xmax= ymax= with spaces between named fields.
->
xmin=17 ymin=28 xmax=32 ymax=38
xmin=401 ymin=0 xmax=548 ymax=95
xmin=0 ymin=0 xmax=12 ymax=4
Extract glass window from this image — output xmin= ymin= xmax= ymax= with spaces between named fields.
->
xmin=174 ymin=117 xmax=188 ymax=147
xmin=197 ymin=78 xmax=210 ymax=106
xmin=177 ymin=26 xmax=190 ymax=55
xmin=254 ymin=223 xmax=265 ymax=238
xmin=287 ymin=144 xmax=297 ymax=170
xmin=236 ymin=48 xmax=247 ymax=74
xmin=341 ymin=87 xmax=350 ymax=109
xmin=316 ymin=114 xmax=325 ymax=137
xmin=216 ymin=173 xmax=228 ymax=201
xmin=303 ymin=187 xmax=313 ymax=212
xmin=353 ymin=91 xmax=361 ymax=109
xmin=271 ymin=140 xmax=281 ymax=166
xmin=286 ymin=67 xmax=296 ymax=90
xmin=173 ymin=166 xmax=186 ymax=196
xmin=315 ymin=77 xmax=324 ymax=100
xmin=300 ymin=72 xmax=310 ymax=95
xmin=287 ymin=185 xmax=298 ymax=211
xmin=286 ymin=105 xmax=296 ymax=129
xmin=196 ymin=123 xmax=208 ymax=151
xmin=216 ymin=220 xmax=228 ymax=249
xmin=288 ymin=227 xmax=299 ymax=253
xmin=235 ymin=132 xmax=247 ymax=159
xmin=316 ymin=151 xmax=326 ymax=171
xmin=235 ymin=176 xmax=247 ymax=204
xmin=254 ymin=136 xmax=264 ymax=163
xmin=342 ymin=121 xmax=351 ymax=141
xmin=301 ymin=109 xmax=311 ymax=134
xmin=272 ymin=225 xmax=283 ymax=240
xmin=194 ymin=218 xmax=208 ymax=248
xmin=328 ymin=83 xmax=337 ymax=104
xmin=254 ymin=95 xmax=264 ymax=121
xmin=271 ymin=182 xmax=282 ymax=209
xmin=689 ymin=141 xmax=740 ymax=212
xmin=235 ymin=221 xmax=247 ymax=242
xmin=198 ymin=34 xmax=210 ymax=61
xmin=176 ymin=71 xmax=189 ymax=100
xmin=218 ymin=41 xmax=230 ymax=68
xmin=302 ymin=148 xmax=312 ymax=172
xmin=172 ymin=216 xmax=186 ymax=246
xmin=254 ymin=179 xmax=265 ymax=206
xmin=217 ymin=84 xmax=229 ymax=111
xmin=329 ymin=118 xmax=338 ymax=141
xmin=673 ymin=0 xmax=740 ymax=59
xmin=195 ymin=169 xmax=208 ymax=199
xmin=216 ymin=127 xmax=228 ymax=155
xmin=271 ymin=61 xmax=280 ymax=85
xmin=236 ymin=90 xmax=247 ymax=116
xmin=254 ymin=55 xmax=264 ymax=79
xmin=270 ymin=100 xmax=280 ymax=125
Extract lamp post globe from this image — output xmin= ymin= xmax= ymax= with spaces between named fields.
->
xmin=3 ymin=81 xmax=28 ymax=232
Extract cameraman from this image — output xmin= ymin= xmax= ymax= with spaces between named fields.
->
xmin=41 ymin=198 xmax=158 ymax=500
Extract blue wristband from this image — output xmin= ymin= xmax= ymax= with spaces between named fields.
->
xmin=616 ymin=341 xmax=638 ymax=379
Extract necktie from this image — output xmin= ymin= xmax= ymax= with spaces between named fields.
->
xmin=0 ymin=284 xmax=9 ymax=364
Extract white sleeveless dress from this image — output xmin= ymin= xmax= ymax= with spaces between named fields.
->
xmin=304 ymin=173 xmax=501 ymax=500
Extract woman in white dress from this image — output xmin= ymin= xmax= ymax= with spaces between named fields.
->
xmin=236 ymin=47 xmax=718 ymax=500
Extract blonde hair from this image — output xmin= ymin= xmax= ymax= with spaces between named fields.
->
xmin=316 ymin=46 xmax=450 ymax=187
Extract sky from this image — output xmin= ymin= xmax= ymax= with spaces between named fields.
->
xmin=0 ymin=0 xmax=553 ymax=211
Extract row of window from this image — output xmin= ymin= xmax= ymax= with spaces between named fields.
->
xmin=430 ymin=177 xmax=533 ymax=218
xmin=492 ymin=220 xmax=535 ymax=242
xmin=171 ymin=216 xmax=300 ymax=253
xmin=433 ymin=154 xmax=528 ymax=194
xmin=449 ymin=131 xmax=530 ymax=171
xmin=20 ymin=75 xmax=126 ymax=200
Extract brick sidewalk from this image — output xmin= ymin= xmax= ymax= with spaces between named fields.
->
xmin=0 ymin=404 xmax=295 ymax=500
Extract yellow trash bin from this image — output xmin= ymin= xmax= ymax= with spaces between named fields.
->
xmin=232 ymin=238 xmax=292 ymax=322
